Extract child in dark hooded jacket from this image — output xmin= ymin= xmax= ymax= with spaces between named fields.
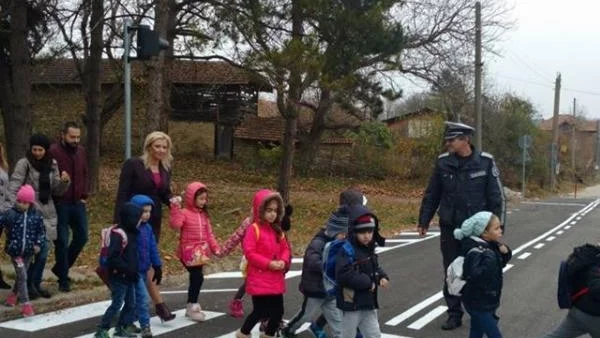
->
xmin=542 ymin=243 xmax=600 ymax=338
xmin=335 ymin=205 xmax=388 ymax=338
xmin=94 ymin=202 xmax=143 ymax=338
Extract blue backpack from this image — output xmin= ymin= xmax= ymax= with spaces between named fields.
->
xmin=557 ymin=260 xmax=589 ymax=309
xmin=322 ymin=239 xmax=355 ymax=297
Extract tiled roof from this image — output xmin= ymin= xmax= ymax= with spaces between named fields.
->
xmin=234 ymin=115 xmax=354 ymax=145
xmin=31 ymin=59 xmax=272 ymax=89
xmin=539 ymin=114 xmax=598 ymax=132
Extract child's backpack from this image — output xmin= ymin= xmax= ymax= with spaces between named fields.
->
xmin=322 ymin=239 xmax=355 ymax=297
xmin=240 ymin=223 xmax=261 ymax=278
xmin=446 ymin=245 xmax=486 ymax=296
xmin=557 ymin=260 xmax=590 ymax=309
xmin=95 ymin=225 xmax=128 ymax=287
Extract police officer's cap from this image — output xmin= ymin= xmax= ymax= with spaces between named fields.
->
xmin=444 ymin=121 xmax=475 ymax=140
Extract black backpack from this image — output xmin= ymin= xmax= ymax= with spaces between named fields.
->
xmin=557 ymin=244 xmax=600 ymax=309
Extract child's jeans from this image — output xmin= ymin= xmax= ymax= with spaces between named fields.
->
xmin=341 ymin=310 xmax=381 ymax=338
xmin=99 ymin=277 xmax=135 ymax=329
xmin=11 ymin=256 xmax=32 ymax=304
xmin=121 ymin=272 xmax=151 ymax=328
xmin=466 ymin=307 xmax=502 ymax=338
xmin=543 ymin=307 xmax=600 ymax=338
xmin=287 ymin=296 xmax=342 ymax=338
xmin=27 ymin=240 xmax=49 ymax=289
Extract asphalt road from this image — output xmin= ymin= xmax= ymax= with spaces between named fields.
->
xmin=0 ymin=197 xmax=598 ymax=338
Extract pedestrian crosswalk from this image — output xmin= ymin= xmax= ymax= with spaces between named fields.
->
xmin=0 ymin=231 xmax=441 ymax=338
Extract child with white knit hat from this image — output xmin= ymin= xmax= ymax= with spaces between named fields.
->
xmin=454 ymin=211 xmax=512 ymax=338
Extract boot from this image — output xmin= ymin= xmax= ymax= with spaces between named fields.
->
xmin=140 ymin=326 xmax=153 ymax=338
xmin=0 ymin=270 xmax=11 ymax=289
xmin=259 ymin=334 xmax=275 ymax=338
xmin=155 ymin=302 xmax=176 ymax=322
xmin=28 ymin=284 xmax=40 ymax=300
xmin=36 ymin=286 xmax=52 ymax=299
xmin=185 ymin=303 xmax=206 ymax=322
xmin=235 ymin=329 xmax=251 ymax=338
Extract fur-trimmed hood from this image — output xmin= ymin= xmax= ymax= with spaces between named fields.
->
xmin=252 ymin=189 xmax=284 ymax=225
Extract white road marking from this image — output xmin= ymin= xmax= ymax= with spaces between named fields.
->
xmin=385 ymin=291 xmax=443 ymax=326
xmin=534 ymin=243 xmax=545 ymax=249
xmin=74 ymin=309 xmax=224 ymax=338
xmin=0 ymin=300 xmax=112 ymax=332
xmin=565 ymin=226 xmax=572 ymax=230
xmin=576 ymin=216 xmax=582 ymax=220
xmin=407 ymin=305 xmax=448 ymax=330
xmin=518 ymin=252 xmax=532 ymax=260
xmin=161 ymin=289 xmax=239 ymax=295
xmin=556 ymin=230 xmax=564 ymax=235
xmin=570 ymin=221 xmax=577 ymax=225
xmin=215 ymin=322 xmax=309 ymax=338
xmin=291 ymin=257 xmax=303 ymax=264
xmin=546 ymin=236 xmax=556 ymax=242
xmin=521 ymin=202 xmax=587 ymax=207
xmin=385 ymin=239 xmax=420 ymax=244
xmin=204 ymin=270 xmax=301 ymax=280
xmin=503 ymin=264 xmax=514 ymax=273
xmin=512 ymin=199 xmax=599 ymax=255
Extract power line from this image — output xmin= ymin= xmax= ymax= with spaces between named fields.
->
xmin=495 ymin=74 xmax=600 ymax=97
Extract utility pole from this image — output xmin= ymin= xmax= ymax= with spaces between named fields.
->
xmin=550 ymin=73 xmax=561 ymax=191
xmin=474 ymin=1 xmax=483 ymax=150
xmin=572 ymin=98 xmax=577 ymax=198
xmin=123 ymin=19 xmax=133 ymax=160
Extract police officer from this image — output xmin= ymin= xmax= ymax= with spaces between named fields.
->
xmin=417 ymin=121 xmax=506 ymax=330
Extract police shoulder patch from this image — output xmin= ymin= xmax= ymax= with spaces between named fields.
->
xmin=481 ymin=152 xmax=494 ymax=159
xmin=438 ymin=152 xmax=450 ymax=159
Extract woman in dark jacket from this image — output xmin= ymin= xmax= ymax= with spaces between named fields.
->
xmin=114 ymin=131 xmax=174 ymax=242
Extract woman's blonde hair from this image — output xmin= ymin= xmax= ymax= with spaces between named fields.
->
xmin=0 ymin=142 xmax=8 ymax=171
xmin=141 ymin=131 xmax=173 ymax=170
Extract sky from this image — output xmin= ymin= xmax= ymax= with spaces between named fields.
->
xmin=487 ymin=0 xmax=600 ymax=119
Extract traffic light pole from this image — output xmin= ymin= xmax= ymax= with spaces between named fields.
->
xmin=124 ymin=19 xmax=133 ymax=160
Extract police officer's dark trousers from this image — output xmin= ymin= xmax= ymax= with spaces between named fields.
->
xmin=440 ymin=223 xmax=463 ymax=319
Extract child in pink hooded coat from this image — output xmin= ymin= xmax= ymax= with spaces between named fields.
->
xmin=235 ymin=189 xmax=291 ymax=338
xmin=170 ymin=182 xmax=222 ymax=322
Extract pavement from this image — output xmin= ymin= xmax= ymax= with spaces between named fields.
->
xmin=0 ymin=193 xmax=598 ymax=337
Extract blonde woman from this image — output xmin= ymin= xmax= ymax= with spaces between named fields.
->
xmin=0 ymin=142 xmax=12 ymax=289
xmin=113 ymin=131 xmax=176 ymax=322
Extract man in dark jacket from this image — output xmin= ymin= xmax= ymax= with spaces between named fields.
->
xmin=335 ymin=205 xmax=388 ymax=338
xmin=283 ymin=189 xmax=365 ymax=338
xmin=543 ymin=243 xmax=600 ymax=338
xmin=94 ymin=202 xmax=142 ymax=338
xmin=50 ymin=121 xmax=89 ymax=292
xmin=417 ymin=121 xmax=506 ymax=330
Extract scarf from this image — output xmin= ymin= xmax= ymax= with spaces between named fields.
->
xmin=25 ymin=153 xmax=52 ymax=204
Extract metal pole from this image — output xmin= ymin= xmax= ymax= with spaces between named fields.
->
xmin=572 ymin=98 xmax=576 ymax=198
xmin=522 ymin=147 xmax=526 ymax=199
xmin=550 ymin=73 xmax=561 ymax=191
xmin=474 ymin=1 xmax=483 ymax=150
xmin=124 ymin=19 xmax=133 ymax=160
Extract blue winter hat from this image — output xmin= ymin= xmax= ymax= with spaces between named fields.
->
xmin=130 ymin=194 xmax=155 ymax=207
xmin=454 ymin=211 xmax=494 ymax=240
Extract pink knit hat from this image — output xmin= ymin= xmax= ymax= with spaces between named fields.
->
xmin=16 ymin=185 xmax=35 ymax=204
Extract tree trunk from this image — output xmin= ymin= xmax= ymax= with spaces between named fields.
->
xmin=297 ymin=89 xmax=332 ymax=172
xmin=83 ymin=0 xmax=104 ymax=194
xmin=0 ymin=0 xmax=32 ymax=170
xmin=144 ymin=0 xmax=175 ymax=134
xmin=277 ymin=0 xmax=303 ymax=203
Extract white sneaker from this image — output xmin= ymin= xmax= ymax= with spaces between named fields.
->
xmin=185 ymin=303 xmax=206 ymax=321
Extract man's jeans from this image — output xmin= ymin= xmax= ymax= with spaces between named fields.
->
xmin=53 ymin=201 xmax=88 ymax=286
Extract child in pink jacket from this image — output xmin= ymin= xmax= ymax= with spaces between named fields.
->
xmin=235 ymin=189 xmax=291 ymax=338
xmin=170 ymin=182 xmax=222 ymax=322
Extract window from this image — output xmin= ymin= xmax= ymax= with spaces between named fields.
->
xmin=407 ymin=119 xmax=433 ymax=138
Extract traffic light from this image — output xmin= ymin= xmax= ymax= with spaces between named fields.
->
xmin=136 ymin=25 xmax=169 ymax=60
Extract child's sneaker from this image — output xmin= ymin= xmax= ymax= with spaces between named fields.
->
xmin=123 ymin=324 xmax=141 ymax=333
xmin=4 ymin=292 xmax=17 ymax=307
xmin=309 ymin=322 xmax=327 ymax=338
xmin=140 ymin=326 xmax=153 ymax=338
xmin=229 ymin=299 xmax=244 ymax=318
xmin=114 ymin=325 xmax=137 ymax=337
xmin=94 ymin=329 xmax=110 ymax=338
xmin=21 ymin=303 xmax=34 ymax=317
xmin=185 ymin=303 xmax=206 ymax=322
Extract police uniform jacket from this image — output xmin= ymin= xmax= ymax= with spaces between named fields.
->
xmin=418 ymin=149 xmax=506 ymax=228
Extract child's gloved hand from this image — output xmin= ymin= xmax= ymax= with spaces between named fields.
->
xmin=498 ymin=244 xmax=509 ymax=254
xmin=152 ymin=265 xmax=162 ymax=285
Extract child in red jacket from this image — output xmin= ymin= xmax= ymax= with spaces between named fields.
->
xmin=170 ymin=182 xmax=222 ymax=322
xmin=235 ymin=189 xmax=291 ymax=338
